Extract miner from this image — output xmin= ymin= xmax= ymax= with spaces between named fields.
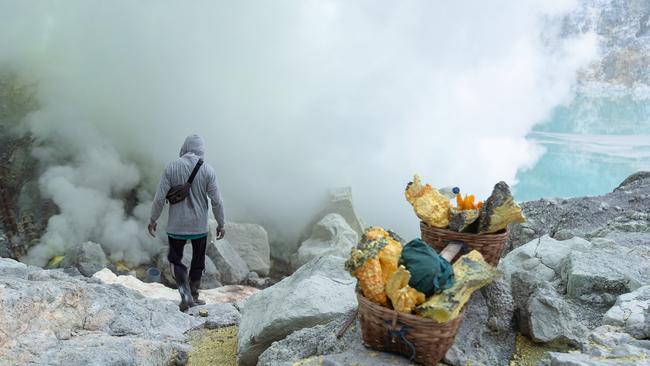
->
xmin=148 ymin=134 xmax=225 ymax=311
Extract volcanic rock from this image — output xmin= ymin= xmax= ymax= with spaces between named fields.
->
xmin=292 ymin=213 xmax=358 ymax=270
xmin=206 ymin=238 xmax=249 ymax=285
xmin=236 ymin=255 xmax=356 ymax=366
xmin=60 ymin=241 xmax=108 ymax=277
xmin=604 ymin=285 xmax=650 ymax=339
xmin=211 ymin=220 xmax=271 ymax=277
xmin=478 ymin=181 xmax=525 ymax=234
xmin=449 ymin=208 xmax=479 ymax=232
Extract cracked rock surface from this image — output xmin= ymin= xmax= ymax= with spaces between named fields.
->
xmin=0 ymin=257 xmax=245 ymax=366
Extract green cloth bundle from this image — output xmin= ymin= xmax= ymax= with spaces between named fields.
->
xmin=400 ymin=239 xmax=454 ymax=296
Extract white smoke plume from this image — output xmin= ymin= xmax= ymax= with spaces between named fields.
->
xmin=0 ymin=1 xmax=597 ymax=265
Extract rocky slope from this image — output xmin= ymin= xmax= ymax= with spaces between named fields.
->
xmin=508 ymin=171 xmax=650 ymax=250
xmin=1 ymin=172 xmax=648 ymax=366
xmin=0 ymin=258 xmax=249 ymax=366
xmin=237 ymin=172 xmax=650 ymax=366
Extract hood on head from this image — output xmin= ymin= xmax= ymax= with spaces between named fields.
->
xmin=179 ymin=134 xmax=205 ymax=158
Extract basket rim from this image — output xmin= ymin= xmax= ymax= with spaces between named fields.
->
xmin=356 ymin=291 xmax=459 ymax=326
xmin=420 ymin=221 xmax=509 ymax=238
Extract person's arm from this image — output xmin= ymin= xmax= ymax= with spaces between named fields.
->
xmin=148 ymin=166 xmax=171 ymax=236
xmin=207 ymin=168 xmax=225 ymax=239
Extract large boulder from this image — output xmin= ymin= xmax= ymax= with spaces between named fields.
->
xmin=511 ymin=272 xmax=587 ymax=344
xmin=60 ymin=241 xmax=108 ymax=277
xmin=499 ymin=235 xmax=592 ymax=284
xmin=211 ymin=220 xmax=271 ymax=277
xmin=526 ymin=286 xmax=587 ymax=344
xmin=237 ymin=256 xmax=356 ymax=366
xmin=560 ymin=243 xmax=650 ymax=303
xmin=258 ymin=315 xmax=363 ymax=366
xmin=314 ymin=187 xmax=365 ymax=237
xmin=258 ymin=315 xmax=415 ymax=366
xmin=157 ymin=244 xmax=221 ymax=289
xmin=291 ymin=213 xmax=358 ymax=270
xmin=0 ymin=257 xmax=200 ymax=365
xmin=206 ymin=239 xmax=249 ymax=285
xmin=604 ymin=286 xmax=650 ymax=339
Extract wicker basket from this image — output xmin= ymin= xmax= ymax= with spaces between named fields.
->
xmin=420 ymin=221 xmax=508 ymax=266
xmin=357 ymin=292 xmax=465 ymax=366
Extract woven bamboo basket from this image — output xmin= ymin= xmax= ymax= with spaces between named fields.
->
xmin=420 ymin=221 xmax=508 ymax=266
xmin=357 ymin=292 xmax=466 ymax=366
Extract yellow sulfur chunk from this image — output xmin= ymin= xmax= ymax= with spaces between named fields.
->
xmin=364 ymin=227 xmax=390 ymax=241
xmin=405 ymin=175 xmax=425 ymax=205
xmin=354 ymin=257 xmax=389 ymax=306
xmin=405 ymin=175 xmax=450 ymax=228
xmin=386 ymin=266 xmax=426 ymax=313
xmin=416 ymin=250 xmax=498 ymax=322
xmin=378 ymin=238 xmax=402 ymax=283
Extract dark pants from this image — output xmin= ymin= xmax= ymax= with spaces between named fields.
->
xmin=167 ymin=236 xmax=207 ymax=283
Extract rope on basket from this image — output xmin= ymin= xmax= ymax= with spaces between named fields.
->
xmin=385 ymin=313 xmax=416 ymax=361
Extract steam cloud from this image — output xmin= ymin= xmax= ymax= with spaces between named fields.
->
xmin=0 ymin=1 xmax=597 ymax=266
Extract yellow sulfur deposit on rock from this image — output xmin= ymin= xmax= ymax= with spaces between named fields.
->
xmin=46 ymin=255 xmax=65 ymax=269
xmin=478 ymin=181 xmax=526 ymax=234
xmin=386 ymin=266 xmax=426 ymax=313
xmin=405 ymin=175 xmax=450 ymax=228
xmin=416 ymin=250 xmax=497 ymax=322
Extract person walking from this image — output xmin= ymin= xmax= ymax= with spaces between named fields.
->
xmin=148 ymin=134 xmax=225 ymax=311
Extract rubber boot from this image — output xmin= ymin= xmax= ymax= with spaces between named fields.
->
xmin=190 ymin=280 xmax=206 ymax=306
xmin=176 ymin=272 xmax=195 ymax=312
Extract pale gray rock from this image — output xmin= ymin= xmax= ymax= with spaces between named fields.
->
xmin=211 ymin=220 xmax=271 ymax=277
xmin=316 ymin=187 xmax=365 ymax=236
xmin=527 ymin=286 xmax=587 ymax=344
xmin=0 ymin=256 xmax=28 ymax=278
xmin=60 ymin=241 xmax=108 ymax=277
xmin=244 ymin=271 xmax=274 ymax=289
xmin=511 ymin=272 xmax=586 ymax=344
xmin=157 ymin=244 xmax=221 ymax=289
xmin=292 ymin=213 xmax=358 ymax=270
xmin=237 ymin=256 xmax=357 ymax=366
xmin=259 ymin=314 xmax=418 ymax=366
xmin=604 ymin=286 xmax=650 ymax=339
xmin=499 ymin=235 xmax=592 ymax=284
xmin=258 ymin=314 xmax=363 ymax=366
xmin=547 ymin=326 xmax=650 ymax=366
xmin=187 ymin=303 xmax=242 ymax=328
xmin=561 ymin=246 xmax=650 ymax=302
xmin=206 ymin=238 xmax=249 ymax=285
xmin=0 ymin=257 xmax=205 ymax=366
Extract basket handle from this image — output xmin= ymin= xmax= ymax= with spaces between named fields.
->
xmin=440 ymin=240 xmax=470 ymax=262
xmin=385 ymin=313 xmax=416 ymax=361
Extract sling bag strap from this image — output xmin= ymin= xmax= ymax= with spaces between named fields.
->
xmin=187 ymin=159 xmax=204 ymax=185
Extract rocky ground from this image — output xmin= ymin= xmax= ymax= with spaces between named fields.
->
xmin=0 ymin=257 xmax=246 ymax=365
xmin=237 ymin=172 xmax=650 ymax=366
xmin=1 ymin=172 xmax=649 ymax=366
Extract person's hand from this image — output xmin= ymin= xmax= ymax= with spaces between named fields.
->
xmin=148 ymin=222 xmax=157 ymax=237
xmin=216 ymin=226 xmax=225 ymax=240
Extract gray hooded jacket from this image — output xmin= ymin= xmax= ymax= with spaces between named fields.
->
xmin=150 ymin=135 xmax=225 ymax=235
